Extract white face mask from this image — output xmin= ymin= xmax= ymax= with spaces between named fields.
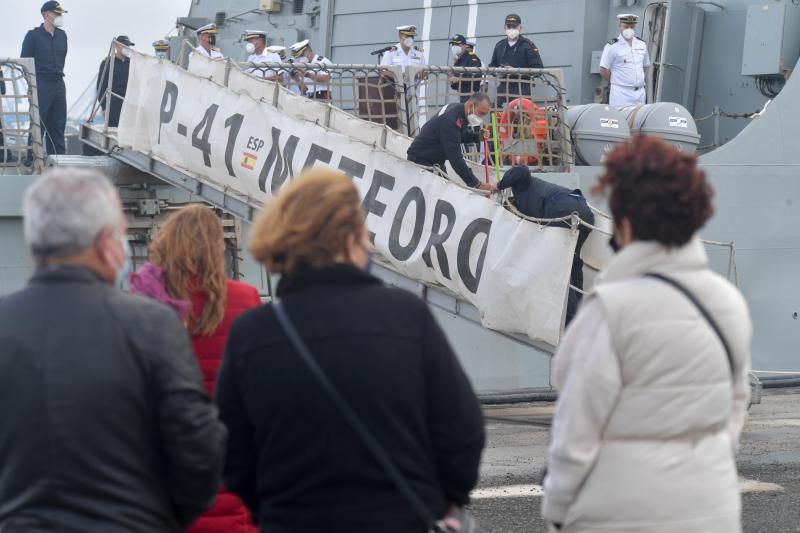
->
xmin=245 ymin=42 xmax=256 ymax=54
xmin=122 ymin=48 xmax=132 ymax=58
xmin=53 ymin=15 xmax=65 ymax=28
xmin=451 ymin=45 xmax=463 ymax=57
xmin=403 ymin=37 xmax=414 ymax=48
xmin=506 ymin=28 xmax=520 ymax=40
xmin=467 ymin=113 xmax=484 ymax=128
xmin=622 ymin=28 xmax=635 ymax=40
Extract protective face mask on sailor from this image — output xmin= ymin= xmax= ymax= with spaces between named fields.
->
xmin=467 ymin=113 xmax=484 ymax=128
xmin=53 ymin=16 xmax=65 ymax=28
xmin=403 ymin=37 xmax=414 ymax=48
xmin=622 ymin=28 xmax=635 ymax=40
xmin=245 ymin=42 xmax=256 ymax=54
xmin=505 ymin=28 xmax=520 ymax=40
xmin=122 ymin=48 xmax=132 ymax=58
xmin=451 ymin=45 xmax=463 ymax=57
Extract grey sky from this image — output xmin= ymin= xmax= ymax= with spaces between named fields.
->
xmin=1 ymin=0 xmax=190 ymax=110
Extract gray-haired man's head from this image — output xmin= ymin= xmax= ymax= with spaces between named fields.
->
xmin=23 ymin=168 xmax=127 ymax=283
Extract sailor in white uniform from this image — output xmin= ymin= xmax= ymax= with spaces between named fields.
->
xmin=599 ymin=14 xmax=650 ymax=106
xmin=242 ymin=30 xmax=282 ymax=82
xmin=288 ymin=39 xmax=333 ymax=100
xmin=267 ymin=45 xmax=291 ymax=86
xmin=380 ymin=25 xmax=426 ymax=70
xmin=193 ymin=23 xmax=223 ymax=60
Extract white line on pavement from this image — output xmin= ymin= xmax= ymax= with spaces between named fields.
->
xmin=471 ymin=484 xmax=544 ymax=499
xmin=470 ymin=479 xmax=784 ymax=500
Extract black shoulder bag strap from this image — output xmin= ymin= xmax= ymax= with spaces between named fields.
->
xmin=644 ymin=273 xmax=735 ymax=376
xmin=272 ymin=300 xmax=447 ymax=533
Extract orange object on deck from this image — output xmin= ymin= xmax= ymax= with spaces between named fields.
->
xmin=496 ymin=98 xmax=548 ymax=165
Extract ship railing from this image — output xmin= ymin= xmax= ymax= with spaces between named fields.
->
xmin=238 ymin=61 xmax=572 ymax=172
xmin=0 ymin=58 xmax=45 ymax=175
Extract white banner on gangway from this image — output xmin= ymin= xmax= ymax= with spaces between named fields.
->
xmin=118 ymin=53 xmax=577 ymax=346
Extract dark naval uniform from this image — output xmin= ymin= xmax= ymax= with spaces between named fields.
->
xmin=498 ymin=166 xmax=594 ymax=324
xmin=489 ymin=36 xmax=543 ymax=107
xmin=407 ymin=103 xmax=482 ymax=188
xmin=21 ymin=24 xmax=68 ymax=155
xmin=96 ymin=56 xmax=130 ymax=128
xmin=452 ymin=50 xmax=482 ymax=103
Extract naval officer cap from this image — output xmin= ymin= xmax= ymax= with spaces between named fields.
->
xmin=617 ymin=13 xmax=638 ymax=24
xmin=290 ymin=39 xmax=311 ymax=57
xmin=196 ymin=23 xmax=218 ymax=36
xmin=505 ymin=14 xmax=522 ymax=26
xmin=397 ymin=25 xmax=417 ymax=37
xmin=243 ymin=29 xmax=267 ymax=41
xmin=152 ymin=39 xmax=170 ymax=51
xmin=267 ymin=45 xmax=287 ymax=59
xmin=449 ymin=34 xmax=467 ymax=45
xmin=41 ymin=1 xmax=67 ymax=14
xmin=115 ymin=35 xmax=135 ymax=47
xmin=466 ymin=38 xmax=476 ymax=50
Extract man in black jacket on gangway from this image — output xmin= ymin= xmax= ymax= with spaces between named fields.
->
xmin=498 ymin=165 xmax=595 ymax=325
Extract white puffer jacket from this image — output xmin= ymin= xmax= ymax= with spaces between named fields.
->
xmin=542 ymin=237 xmax=752 ymax=533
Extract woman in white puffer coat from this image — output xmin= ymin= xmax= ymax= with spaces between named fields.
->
xmin=542 ymin=135 xmax=752 ymax=533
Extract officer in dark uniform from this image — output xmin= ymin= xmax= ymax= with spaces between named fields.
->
xmin=488 ymin=14 xmax=543 ymax=108
xmin=96 ymin=36 xmax=134 ymax=128
xmin=407 ymin=92 xmax=495 ymax=193
xmin=449 ymin=34 xmax=482 ymax=103
xmin=498 ymin=165 xmax=594 ymax=324
xmin=21 ymin=1 xmax=69 ymax=156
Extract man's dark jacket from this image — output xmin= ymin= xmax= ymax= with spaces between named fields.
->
xmin=451 ymin=50 xmax=482 ymax=99
xmin=488 ymin=36 xmax=543 ymax=70
xmin=489 ymin=36 xmax=543 ymax=102
xmin=0 ymin=266 xmax=226 ymax=532
xmin=218 ymin=264 xmax=485 ymax=532
xmin=21 ymin=25 xmax=67 ymax=79
xmin=407 ymin=102 xmax=482 ymax=187
xmin=96 ymin=56 xmax=131 ymax=127
xmin=498 ymin=166 xmax=595 ymax=324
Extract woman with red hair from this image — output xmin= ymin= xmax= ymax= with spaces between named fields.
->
xmin=542 ymin=136 xmax=752 ymax=533
xmin=132 ymin=205 xmax=260 ymax=533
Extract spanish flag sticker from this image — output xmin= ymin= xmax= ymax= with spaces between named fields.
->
xmin=241 ymin=152 xmax=258 ymax=171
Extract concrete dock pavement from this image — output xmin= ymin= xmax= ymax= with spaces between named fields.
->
xmin=470 ymin=389 xmax=800 ymax=532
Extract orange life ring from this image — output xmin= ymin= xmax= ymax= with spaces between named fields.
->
xmin=496 ymin=98 xmax=548 ymax=165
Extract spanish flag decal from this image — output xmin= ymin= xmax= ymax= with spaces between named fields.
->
xmin=241 ymin=152 xmax=258 ymax=171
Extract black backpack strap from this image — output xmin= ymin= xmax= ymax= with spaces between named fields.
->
xmin=644 ymin=273 xmax=735 ymax=376
xmin=271 ymin=301 xmax=446 ymax=533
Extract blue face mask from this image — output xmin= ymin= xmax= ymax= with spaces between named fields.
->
xmin=116 ymin=237 xmax=133 ymax=287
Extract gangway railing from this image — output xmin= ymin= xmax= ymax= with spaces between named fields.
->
xmin=0 ymin=58 xmax=45 ymax=175
xmin=237 ymin=61 xmax=573 ymax=171
xmin=132 ymin=40 xmax=573 ymax=172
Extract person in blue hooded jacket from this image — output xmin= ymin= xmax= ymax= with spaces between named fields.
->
xmin=498 ymin=166 xmax=594 ymax=324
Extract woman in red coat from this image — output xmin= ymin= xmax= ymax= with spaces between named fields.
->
xmin=146 ymin=205 xmax=261 ymax=533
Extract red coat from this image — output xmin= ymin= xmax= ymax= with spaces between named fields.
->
xmin=188 ymin=280 xmax=261 ymax=533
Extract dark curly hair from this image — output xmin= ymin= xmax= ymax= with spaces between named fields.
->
xmin=594 ymin=135 xmax=714 ymax=247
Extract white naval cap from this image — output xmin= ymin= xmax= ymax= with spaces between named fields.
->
xmin=617 ymin=13 xmax=638 ymax=24
xmin=267 ymin=45 xmax=287 ymax=59
xmin=466 ymin=38 xmax=477 ymax=48
xmin=196 ymin=23 xmax=218 ymax=35
xmin=397 ymin=25 xmax=417 ymax=36
xmin=289 ymin=39 xmax=311 ymax=57
xmin=243 ymin=29 xmax=267 ymax=40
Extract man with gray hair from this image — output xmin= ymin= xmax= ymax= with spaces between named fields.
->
xmin=0 ymin=168 xmax=226 ymax=532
